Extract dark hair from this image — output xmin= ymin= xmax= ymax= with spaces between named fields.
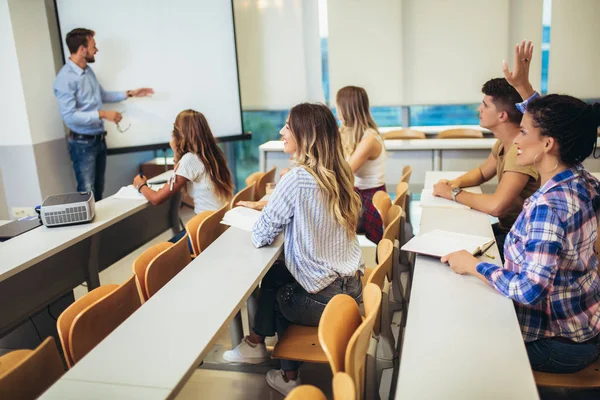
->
xmin=526 ymin=95 xmax=600 ymax=165
xmin=66 ymin=28 xmax=95 ymax=54
xmin=481 ymin=78 xmax=523 ymax=124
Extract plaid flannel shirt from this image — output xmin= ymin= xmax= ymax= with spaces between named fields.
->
xmin=477 ymin=166 xmax=600 ymax=342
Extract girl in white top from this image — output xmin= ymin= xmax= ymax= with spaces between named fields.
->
xmin=336 ymin=86 xmax=387 ymax=243
xmin=133 ymin=109 xmax=234 ymax=240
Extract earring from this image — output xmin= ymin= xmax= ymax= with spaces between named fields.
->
xmin=533 ymin=152 xmax=559 ymax=173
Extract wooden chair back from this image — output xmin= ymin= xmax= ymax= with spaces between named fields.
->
xmin=132 ymin=242 xmax=173 ymax=301
xmin=438 ymin=128 xmax=483 ymax=139
xmin=533 ymin=357 xmax=600 ymax=388
xmin=400 ymin=165 xmax=413 ymax=184
xmin=394 ymin=182 xmax=409 ymax=209
xmin=67 ymin=275 xmax=141 ymax=367
xmin=245 ymin=171 xmax=264 ymax=187
xmin=145 ymin=233 xmax=192 ymax=299
xmin=185 ymin=211 xmax=212 ymax=257
xmin=255 ymin=166 xmax=276 ymax=200
xmin=372 ymin=191 xmax=391 ymax=229
xmin=197 ymin=203 xmax=229 ymax=252
xmin=318 ymin=294 xmax=363 ymax=375
xmin=381 ymin=129 xmax=426 ymax=140
xmin=367 ymin=239 xmax=394 ymax=336
xmin=382 ymin=205 xmax=402 ymax=243
xmin=57 ymin=284 xmax=118 ymax=367
xmin=0 ymin=337 xmax=64 ymax=399
xmin=333 ymin=372 xmax=356 ymax=400
xmin=345 ymin=283 xmax=382 ymax=400
xmin=286 ymin=385 xmax=327 ymax=400
xmin=231 ymin=182 xmax=256 ymax=208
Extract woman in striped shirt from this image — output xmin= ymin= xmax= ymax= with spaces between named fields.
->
xmin=443 ymin=41 xmax=600 ymax=373
xmin=223 ymin=103 xmax=364 ymax=395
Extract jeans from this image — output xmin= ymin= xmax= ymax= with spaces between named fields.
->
xmin=526 ymin=336 xmax=600 ymax=373
xmin=169 ymin=229 xmax=193 ymax=253
xmin=492 ymin=223 xmax=508 ymax=264
xmin=253 ymin=261 xmax=363 ymax=372
xmin=68 ymin=138 xmax=107 ymax=201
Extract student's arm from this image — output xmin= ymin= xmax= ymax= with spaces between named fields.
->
xmin=445 ymin=153 xmax=497 ymax=188
xmin=348 ymin=135 xmax=382 ymax=173
xmin=252 ymin=171 xmax=297 ymax=248
xmin=134 ymin=174 xmax=187 ymax=206
xmin=502 ymin=40 xmax=536 ymax=101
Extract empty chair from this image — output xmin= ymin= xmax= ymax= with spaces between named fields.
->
xmin=533 ymin=359 xmax=600 ymax=389
xmin=57 ymin=275 xmax=142 ymax=367
xmin=381 ymin=129 xmax=426 ymax=140
xmin=394 ymin=182 xmax=409 ymax=209
xmin=185 ymin=210 xmax=213 ymax=257
xmin=197 ymin=203 xmax=230 ymax=252
xmin=133 ymin=233 xmax=192 ymax=301
xmin=286 ymin=384 xmax=327 ymax=400
xmin=245 ymin=171 xmax=264 ymax=187
xmin=0 ymin=337 xmax=64 ymax=399
xmin=255 ymin=166 xmax=277 ymax=200
xmin=438 ymin=128 xmax=483 ymax=139
xmin=230 ymin=182 xmax=256 ymax=208
xmin=132 ymin=241 xmax=173 ymax=301
xmin=372 ymin=191 xmax=392 ymax=228
xmin=285 ymin=372 xmax=355 ymax=400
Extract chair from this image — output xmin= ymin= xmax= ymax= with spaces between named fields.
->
xmin=134 ymin=234 xmax=191 ymax=301
xmin=132 ymin=241 xmax=174 ymax=301
xmin=255 ymin=166 xmax=276 ymax=200
xmin=197 ymin=203 xmax=230 ymax=252
xmin=394 ymin=182 xmax=409 ymax=209
xmin=372 ymin=191 xmax=392 ymax=228
xmin=285 ymin=372 xmax=355 ymax=400
xmin=533 ymin=358 xmax=600 ymax=388
xmin=245 ymin=171 xmax=264 ymax=187
xmin=381 ymin=129 xmax=426 ymax=140
xmin=185 ymin=211 xmax=212 ymax=257
xmin=230 ymin=182 xmax=255 ymax=208
xmin=0 ymin=337 xmax=64 ymax=399
xmin=438 ymin=128 xmax=483 ymax=139
xmin=57 ymin=275 xmax=142 ymax=367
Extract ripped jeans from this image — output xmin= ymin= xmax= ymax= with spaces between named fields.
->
xmin=252 ymin=261 xmax=362 ymax=371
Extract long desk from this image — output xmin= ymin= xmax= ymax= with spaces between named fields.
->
xmin=41 ymin=227 xmax=284 ymax=399
xmin=0 ymin=171 xmax=179 ymax=337
xmin=379 ymin=125 xmax=491 ymax=136
xmin=395 ymin=171 xmax=538 ymax=399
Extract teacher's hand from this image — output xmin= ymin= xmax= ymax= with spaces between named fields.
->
xmin=128 ymin=88 xmax=154 ymax=97
xmin=99 ymin=110 xmax=122 ymax=123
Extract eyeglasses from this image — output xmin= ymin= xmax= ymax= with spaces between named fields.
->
xmin=116 ymin=121 xmax=131 ymax=133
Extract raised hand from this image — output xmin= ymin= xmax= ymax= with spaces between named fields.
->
xmin=502 ymin=40 xmax=535 ymax=99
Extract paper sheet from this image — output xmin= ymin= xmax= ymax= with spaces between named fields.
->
xmin=401 ymin=229 xmax=494 ymax=258
xmin=112 ymin=185 xmax=158 ymax=200
xmin=221 ymin=206 xmax=262 ymax=232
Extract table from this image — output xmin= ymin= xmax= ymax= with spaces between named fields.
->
xmin=379 ymin=125 xmax=491 ymax=136
xmin=41 ymin=227 xmax=284 ymax=399
xmin=394 ymin=171 xmax=539 ymax=399
xmin=0 ymin=170 xmax=179 ymax=337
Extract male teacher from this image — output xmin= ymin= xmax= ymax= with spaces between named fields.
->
xmin=54 ymin=28 xmax=153 ymax=200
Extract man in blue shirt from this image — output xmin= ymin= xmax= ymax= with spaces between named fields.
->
xmin=54 ymin=28 xmax=153 ymax=200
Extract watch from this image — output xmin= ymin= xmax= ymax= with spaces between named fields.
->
xmin=451 ymin=187 xmax=462 ymax=202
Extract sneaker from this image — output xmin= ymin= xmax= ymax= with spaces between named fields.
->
xmin=222 ymin=336 xmax=269 ymax=364
xmin=265 ymin=369 xmax=301 ymax=396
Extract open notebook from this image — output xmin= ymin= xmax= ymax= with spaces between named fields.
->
xmin=112 ymin=184 xmax=159 ymax=200
xmin=401 ymin=229 xmax=494 ymax=258
xmin=419 ymin=185 xmax=483 ymax=210
xmin=221 ymin=206 xmax=262 ymax=232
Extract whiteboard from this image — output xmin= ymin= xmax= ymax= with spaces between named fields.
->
xmin=55 ymin=0 xmax=243 ymax=149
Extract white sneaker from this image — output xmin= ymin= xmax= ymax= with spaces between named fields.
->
xmin=222 ymin=337 xmax=269 ymax=364
xmin=265 ymin=369 xmax=301 ymax=396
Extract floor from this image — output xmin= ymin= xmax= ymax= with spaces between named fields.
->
xmin=74 ymin=198 xmax=600 ymax=400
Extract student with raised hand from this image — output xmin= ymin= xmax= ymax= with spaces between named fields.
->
xmin=433 ymin=71 xmax=539 ymax=261
xmin=223 ymin=103 xmax=364 ymax=396
xmin=337 ymin=86 xmax=387 ymax=243
xmin=442 ymin=41 xmax=600 ymax=374
xmin=133 ymin=109 xmax=233 ymax=242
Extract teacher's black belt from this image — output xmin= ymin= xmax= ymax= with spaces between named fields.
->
xmin=68 ymin=131 xmax=106 ymax=142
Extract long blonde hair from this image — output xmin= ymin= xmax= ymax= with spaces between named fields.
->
xmin=288 ymin=103 xmax=361 ymax=236
xmin=171 ymin=110 xmax=234 ymax=202
xmin=336 ymin=86 xmax=380 ymax=156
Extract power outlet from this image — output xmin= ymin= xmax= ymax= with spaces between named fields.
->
xmin=12 ymin=207 xmax=36 ymax=219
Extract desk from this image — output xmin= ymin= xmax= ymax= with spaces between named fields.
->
xmin=395 ymin=172 xmax=538 ymax=399
xmin=0 ymin=170 xmax=179 ymax=337
xmin=379 ymin=125 xmax=491 ymax=136
xmin=41 ymin=227 xmax=284 ymax=399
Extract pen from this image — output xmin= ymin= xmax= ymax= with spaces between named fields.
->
xmin=472 ymin=239 xmax=495 ymax=258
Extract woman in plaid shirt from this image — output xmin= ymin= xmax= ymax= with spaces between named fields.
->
xmin=443 ymin=41 xmax=600 ymax=373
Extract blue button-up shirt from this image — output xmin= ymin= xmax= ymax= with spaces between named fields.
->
xmin=53 ymin=59 xmax=126 ymax=135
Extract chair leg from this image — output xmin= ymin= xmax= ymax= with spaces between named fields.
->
xmin=389 ymin=245 xmax=405 ymax=312
xmin=365 ymin=338 xmax=380 ymax=400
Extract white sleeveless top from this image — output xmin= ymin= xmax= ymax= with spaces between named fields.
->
xmin=353 ymin=129 xmax=386 ymax=190
xmin=174 ymin=153 xmax=227 ymax=214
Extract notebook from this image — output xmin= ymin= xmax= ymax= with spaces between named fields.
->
xmin=0 ymin=217 xmax=42 ymax=241
xmin=221 ymin=206 xmax=262 ymax=232
xmin=419 ymin=190 xmax=471 ymax=209
xmin=112 ymin=184 xmax=159 ymax=200
xmin=401 ymin=229 xmax=494 ymax=258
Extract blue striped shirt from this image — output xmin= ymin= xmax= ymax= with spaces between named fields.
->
xmin=53 ymin=59 xmax=126 ymax=135
xmin=252 ymin=167 xmax=365 ymax=293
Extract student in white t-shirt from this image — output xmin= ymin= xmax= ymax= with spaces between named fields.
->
xmin=133 ymin=109 xmax=234 ymax=242
xmin=336 ymin=86 xmax=386 ymax=243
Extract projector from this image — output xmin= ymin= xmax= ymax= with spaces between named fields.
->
xmin=40 ymin=192 xmax=95 ymax=227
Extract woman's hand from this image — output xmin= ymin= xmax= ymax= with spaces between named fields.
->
xmin=237 ymin=200 xmax=267 ymax=211
xmin=133 ymin=174 xmax=147 ymax=189
xmin=441 ymin=250 xmax=479 ymax=275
